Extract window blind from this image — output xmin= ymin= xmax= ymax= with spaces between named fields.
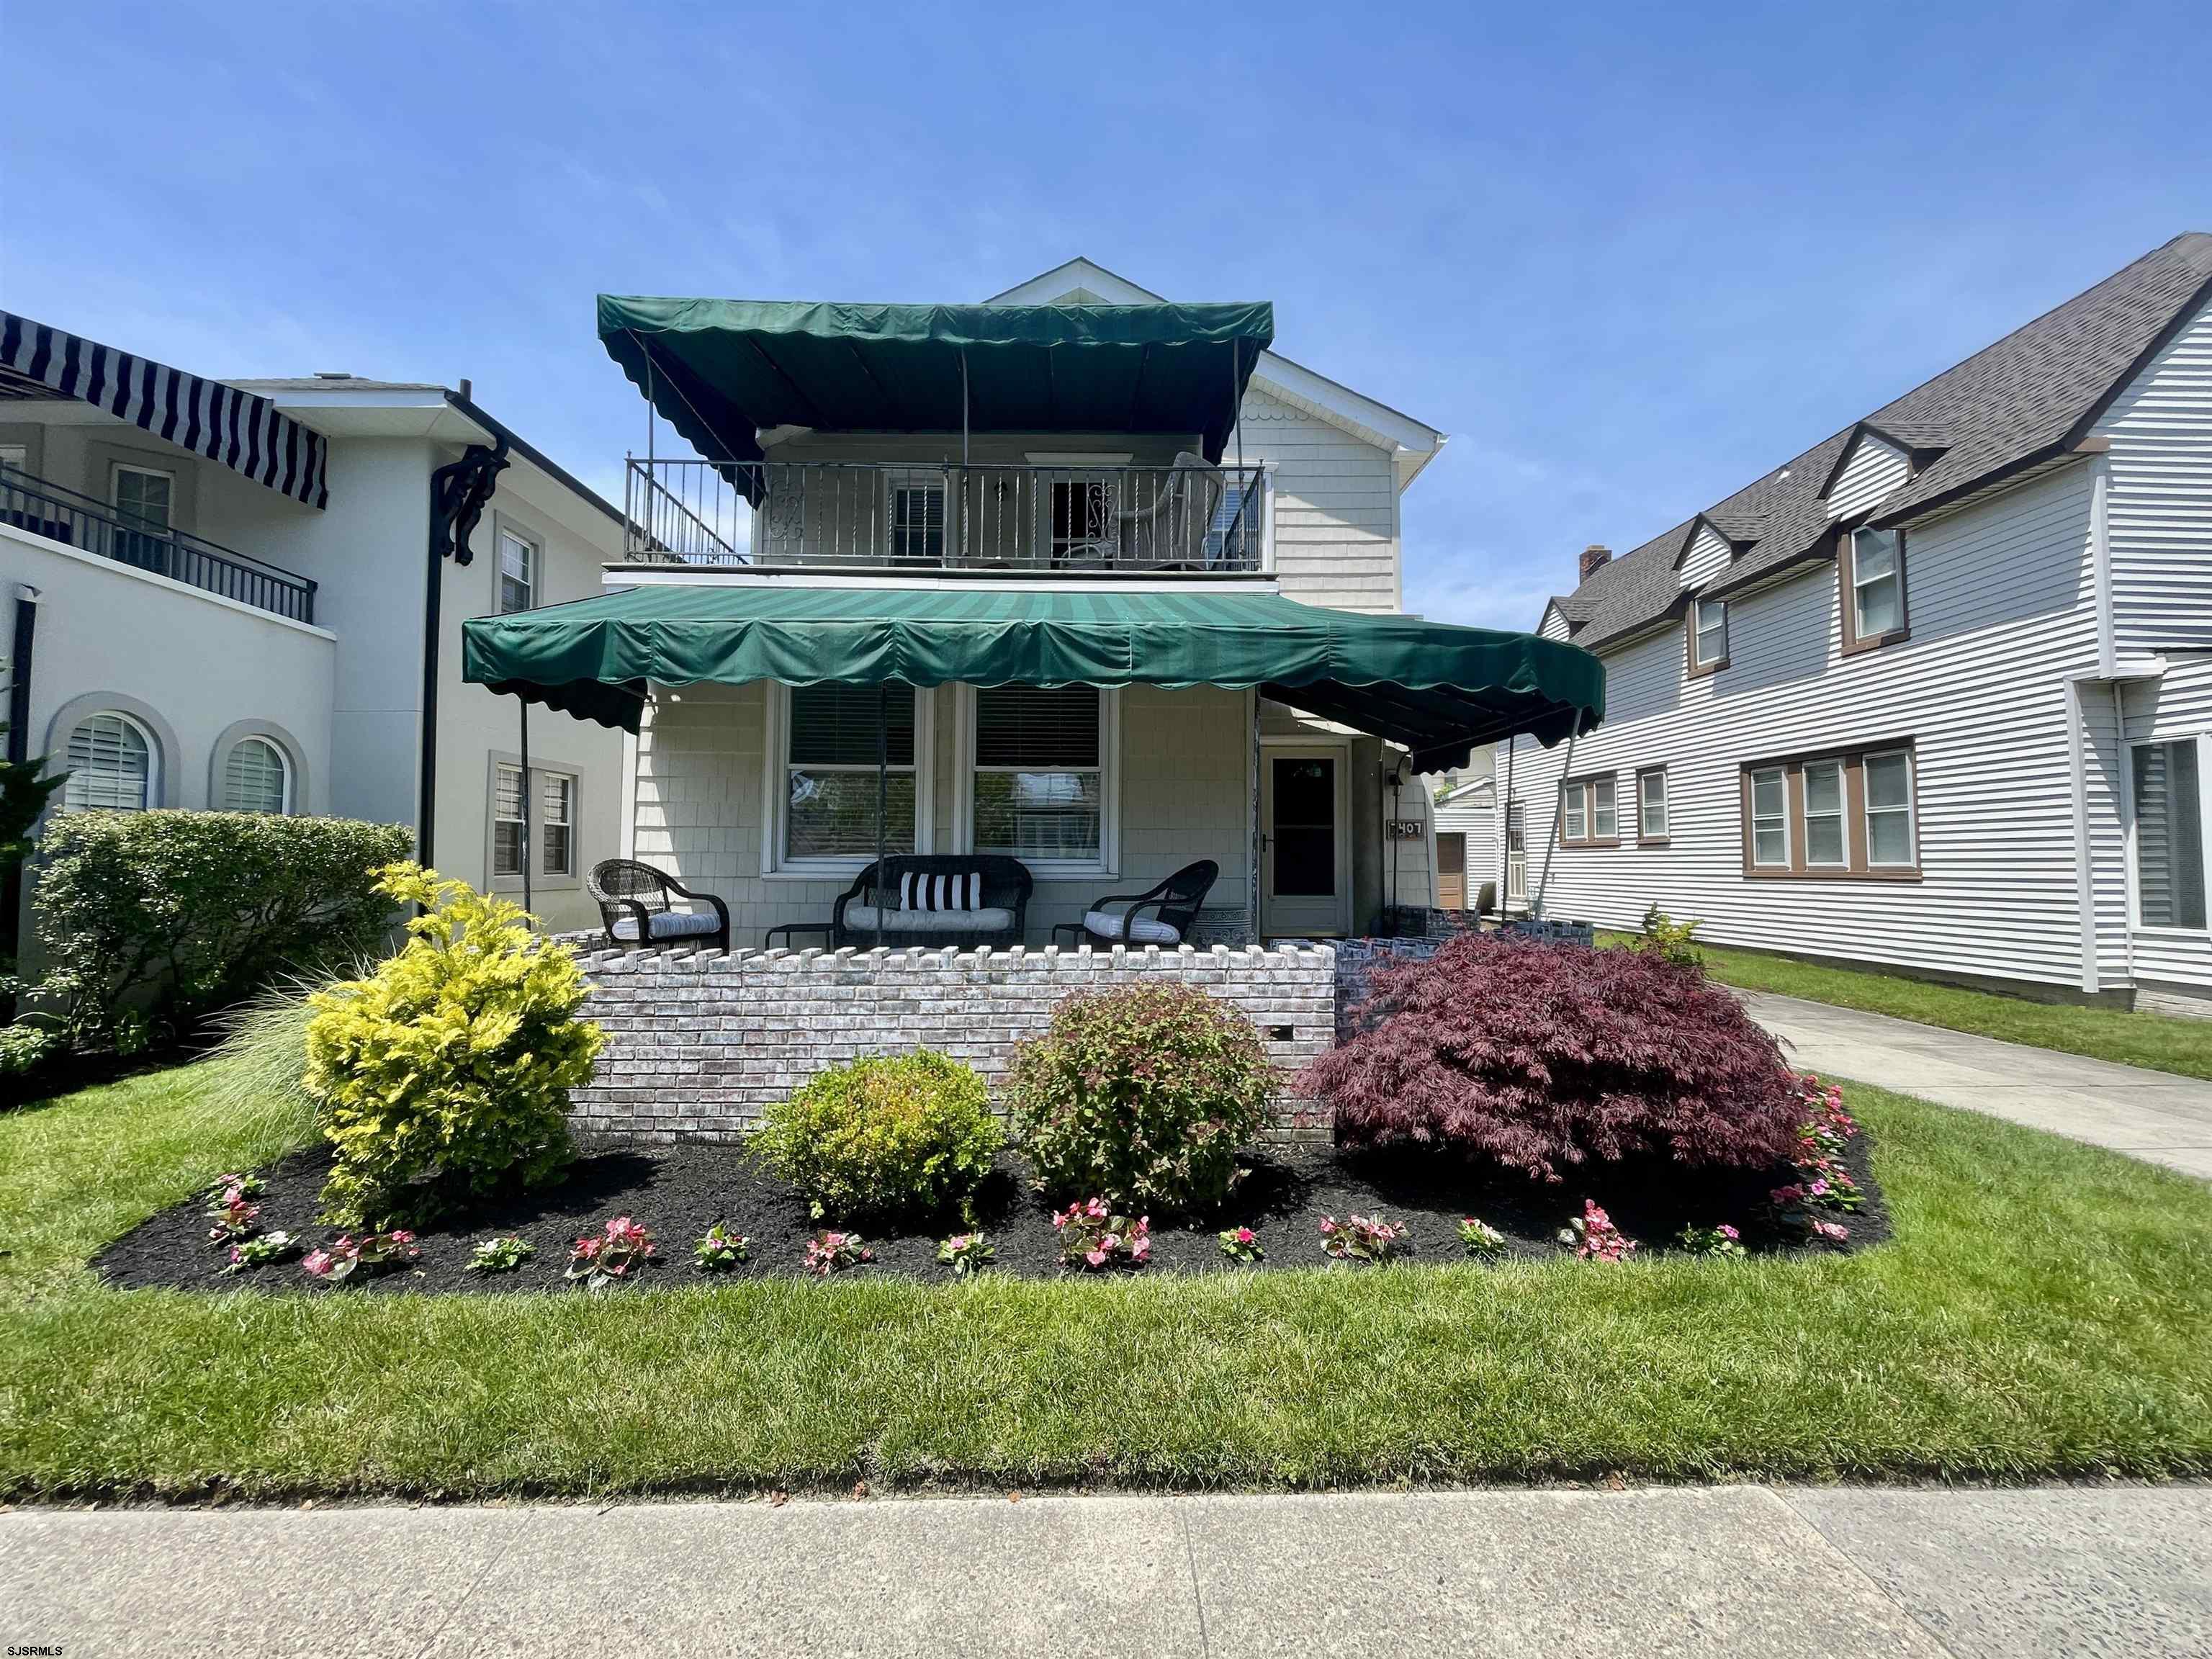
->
xmin=63 ymin=714 xmax=151 ymax=811
xmin=222 ymin=737 xmax=288 ymax=814
xmin=789 ymin=683 xmax=914 ymax=767
xmin=974 ymin=685 xmax=1098 ymax=768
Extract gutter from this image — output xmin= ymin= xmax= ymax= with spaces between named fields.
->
xmin=441 ymin=390 xmax=624 ymax=526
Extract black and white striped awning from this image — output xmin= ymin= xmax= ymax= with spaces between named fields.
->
xmin=0 ymin=310 xmax=329 ymax=509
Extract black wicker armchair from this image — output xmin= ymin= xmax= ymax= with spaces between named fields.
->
xmin=1053 ymin=859 xmax=1218 ymax=947
xmin=832 ymin=855 xmax=1033 ymax=949
xmin=587 ymin=858 xmax=731 ymax=953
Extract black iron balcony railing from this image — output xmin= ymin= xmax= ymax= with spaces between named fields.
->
xmin=622 ymin=457 xmax=1268 ymax=575
xmin=0 ymin=464 xmax=318 ymax=624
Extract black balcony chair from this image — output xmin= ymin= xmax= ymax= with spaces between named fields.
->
xmin=587 ymin=858 xmax=731 ymax=953
xmin=1053 ymin=859 xmax=1218 ymax=948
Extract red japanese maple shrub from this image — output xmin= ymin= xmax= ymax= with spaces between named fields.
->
xmin=1303 ymin=935 xmax=1799 ymax=1179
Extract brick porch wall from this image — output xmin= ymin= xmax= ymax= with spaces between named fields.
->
xmin=569 ymin=943 xmax=1338 ymax=1144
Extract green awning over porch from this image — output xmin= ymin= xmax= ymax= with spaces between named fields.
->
xmin=462 ymin=583 xmax=1604 ymax=770
xmin=598 ymin=297 xmax=1274 ymax=480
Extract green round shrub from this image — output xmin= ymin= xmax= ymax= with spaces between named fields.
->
xmin=755 ymin=1051 xmax=1002 ymax=1221
xmin=1008 ymin=984 xmax=1275 ymax=1215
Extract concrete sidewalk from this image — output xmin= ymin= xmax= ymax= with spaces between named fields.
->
xmin=4 ymin=1485 xmax=2208 ymax=1657
xmin=1743 ymin=990 xmax=2212 ymax=1179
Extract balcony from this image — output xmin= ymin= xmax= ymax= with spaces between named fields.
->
xmin=0 ymin=464 xmax=318 ymax=624
xmin=622 ymin=457 xmax=1267 ymax=575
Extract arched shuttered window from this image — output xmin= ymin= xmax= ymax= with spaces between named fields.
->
xmin=63 ymin=713 xmax=156 ymax=811
xmin=222 ymin=737 xmax=291 ymax=814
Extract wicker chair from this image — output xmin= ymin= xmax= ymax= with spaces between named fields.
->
xmin=832 ymin=855 xmax=1033 ymax=949
xmin=587 ymin=859 xmax=731 ymax=953
xmin=1054 ymin=859 xmax=1218 ymax=948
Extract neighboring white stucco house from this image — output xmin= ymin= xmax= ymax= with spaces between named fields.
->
xmin=575 ymin=259 xmax=1465 ymax=948
xmin=1499 ymin=232 xmax=2212 ymax=1015
xmin=0 ymin=315 xmax=626 ymax=933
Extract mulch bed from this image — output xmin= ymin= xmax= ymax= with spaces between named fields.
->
xmin=96 ymin=1127 xmax=1887 ymax=1295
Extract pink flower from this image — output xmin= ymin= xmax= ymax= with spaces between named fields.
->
xmin=1718 ymin=1225 xmax=1740 ymax=1241
xmin=1085 ymin=1249 xmax=1107 ymax=1267
xmin=301 ymin=1250 xmax=333 ymax=1279
xmin=1235 ymin=1228 xmax=1255 ymax=1245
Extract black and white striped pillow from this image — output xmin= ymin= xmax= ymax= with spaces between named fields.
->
xmin=900 ymin=871 xmax=981 ymax=912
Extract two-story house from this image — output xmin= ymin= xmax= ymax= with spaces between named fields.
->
xmin=1501 ymin=231 xmax=2212 ymax=1016
xmin=462 ymin=262 xmax=1607 ymax=950
xmin=0 ymin=312 xmax=628 ymax=933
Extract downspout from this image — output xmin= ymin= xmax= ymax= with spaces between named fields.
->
xmin=2 ymin=585 xmax=38 ymax=1020
xmin=419 ymin=440 xmax=509 ymax=868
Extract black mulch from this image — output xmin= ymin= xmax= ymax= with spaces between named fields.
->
xmin=96 ymin=1127 xmax=1887 ymax=1295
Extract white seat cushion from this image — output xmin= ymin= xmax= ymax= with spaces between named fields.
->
xmin=610 ymin=909 xmax=719 ymax=943
xmin=844 ymin=905 xmax=1014 ymax=935
xmin=1083 ymin=909 xmax=1182 ymax=945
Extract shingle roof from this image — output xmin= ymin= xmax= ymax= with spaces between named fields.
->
xmin=1552 ymin=232 xmax=2212 ymax=652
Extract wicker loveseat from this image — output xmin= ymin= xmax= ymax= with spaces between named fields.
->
xmin=832 ymin=855 xmax=1033 ymax=949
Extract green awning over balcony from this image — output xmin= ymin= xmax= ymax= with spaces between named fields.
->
xmin=462 ymin=583 xmax=1604 ymax=770
xmin=598 ymin=297 xmax=1274 ymax=479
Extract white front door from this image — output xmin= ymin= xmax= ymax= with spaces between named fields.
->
xmin=1261 ymin=743 xmax=1352 ymax=937
xmin=1506 ymin=804 xmax=1527 ymax=909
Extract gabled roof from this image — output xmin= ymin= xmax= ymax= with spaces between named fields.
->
xmin=985 ymin=258 xmax=1448 ymax=490
xmin=1812 ymin=420 xmax=1949 ymax=500
xmin=1545 ymin=232 xmax=2212 ymax=652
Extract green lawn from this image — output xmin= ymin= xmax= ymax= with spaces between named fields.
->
xmin=4 ymin=1057 xmax=2210 ymax=1501
xmin=1599 ymin=932 xmax=2212 ymax=1082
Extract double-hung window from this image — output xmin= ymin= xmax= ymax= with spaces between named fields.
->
xmin=1748 ymin=767 xmax=1790 ymax=867
xmin=782 ymin=683 xmax=919 ymax=864
xmin=1845 ymin=528 xmax=1907 ymax=649
xmin=1802 ymin=759 xmax=1847 ymax=867
xmin=1691 ymin=597 xmax=1729 ymax=672
xmin=111 ymin=462 xmax=174 ymax=572
xmin=491 ymin=761 xmax=580 ymax=882
xmin=2133 ymin=737 xmax=2207 ymax=929
xmin=1636 ymin=768 xmax=1669 ymax=842
xmin=1743 ymin=743 xmax=1919 ymax=876
xmin=1863 ymin=750 xmax=1917 ymax=868
xmin=970 ymin=685 xmax=1105 ymax=867
xmin=498 ymin=526 xmax=538 ymax=613
xmin=1559 ymin=774 xmax=1617 ymax=847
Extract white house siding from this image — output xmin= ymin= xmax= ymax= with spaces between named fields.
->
xmin=1 ymin=520 xmax=336 ymax=814
xmin=1825 ymin=433 xmax=1913 ymax=520
xmin=1539 ymin=605 xmax=1573 ymax=642
xmin=629 ymin=681 xmax=1252 ymax=948
xmin=2121 ymin=656 xmax=2212 ymax=1007
xmin=1503 ymin=462 xmax=2103 ymax=991
xmin=1433 ymin=787 xmax=1497 ymax=909
xmin=1231 ymin=390 xmax=1400 ymax=613
xmin=1678 ymin=523 xmax=1732 ymax=588
xmin=2078 ymin=679 xmax=2134 ymax=989
xmin=2096 ymin=295 xmax=2212 ymax=654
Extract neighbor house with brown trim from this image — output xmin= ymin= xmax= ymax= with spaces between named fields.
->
xmin=1498 ymin=232 xmax=2212 ymax=1015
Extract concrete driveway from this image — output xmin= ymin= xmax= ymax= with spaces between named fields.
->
xmin=1742 ymin=991 xmax=2212 ymax=1179
xmin=4 ymin=1485 xmax=2208 ymax=1658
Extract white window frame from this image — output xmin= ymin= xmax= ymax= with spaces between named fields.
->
xmin=1590 ymin=774 xmax=1617 ymax=840
xmin=539 ymin=770 xmax=575 ymax=878
xmin=1637 ymin=768 xmax=1668 ymax=840
xmin=1749 ymin=765 xmax=1790 ymax=868
xmin=220 ymin=734 xmax=294 ymax=814
xmin=1560 ymin=780 xmax=1586 ymax=842
xmin=761 ymin=682 xmax=937 ymax=880
xmin=63 ymin=710 xmax=159 ymax=812
xmin=1693 ymin=597 xmax=1728 ymax=668
xmin=1802 ymin=758 xmax=1848 ymax=868
xmin=883 ymin=468 xmax=949 ymax=565
xmin=496 ymin=522 xmax=539 ymax=614
xmin=1849 ymin=527 xmax=1905 ymax=640
xmin=951 ymin=682 xmax=1119 ymax=878
xmin=110 ymin=461 xmax=175 ymax=529
xmin=487 ymin=757 xmax=583 ymax=891
xmin=1861 ymin=747 xmax=1918 ymax=870
xmin=2127 ymin=732 xmax=2209 ymax=933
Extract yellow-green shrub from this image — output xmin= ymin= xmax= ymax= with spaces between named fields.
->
xmin=754 ymin=1051 xmax=1001 ymax=1222
xmin=304 ymin=863 xmax=603 ymax=1227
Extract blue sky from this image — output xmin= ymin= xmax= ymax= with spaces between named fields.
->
xmin=4 ymin=1 xmax=2207 ymax=628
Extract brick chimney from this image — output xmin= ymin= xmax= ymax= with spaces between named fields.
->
xmin=1578 ymin=544 xmax=1612 ymax=582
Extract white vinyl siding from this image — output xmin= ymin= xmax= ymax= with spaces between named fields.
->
xmin=2095 ymin=295 xmax=2212 ymax=654
xmin=1539 ymin=606 xmax=1573 ymax=642
xmin=63 ymin=712 xmax=156 ymax=811
xmin=1825 ymin=431 xmax=1913 ymax=519
xmin=222 ymin=736 xmax=290 ymax=813
xmin=1500 ymin=461 xmax=2104 ymax=992
xmin=1678 ymin=523 xmax=1732 ymax=588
